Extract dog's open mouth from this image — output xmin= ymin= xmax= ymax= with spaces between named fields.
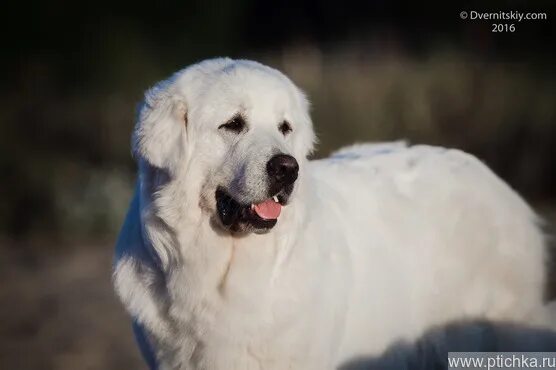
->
xmin=215 ymin=187 xmax=291 ymax=233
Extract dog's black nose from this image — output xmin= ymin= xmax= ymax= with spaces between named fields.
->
xmin=267 ymin=154 xmax=299 ymax=187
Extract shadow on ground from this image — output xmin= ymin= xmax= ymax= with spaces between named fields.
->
xmin=340 ymin=320 xmax=556 ymax=370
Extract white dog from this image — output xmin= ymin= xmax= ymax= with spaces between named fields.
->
xmin=114 ymin=58 xmax=548 ymax=369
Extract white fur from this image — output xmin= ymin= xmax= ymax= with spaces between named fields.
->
xmin=114 ymin=58 xmax=548 ymax=369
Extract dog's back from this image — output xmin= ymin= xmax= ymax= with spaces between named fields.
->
xmin=307 ymin=143 xmax=546 ymax=360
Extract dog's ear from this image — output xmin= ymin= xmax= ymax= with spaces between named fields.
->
xmin=292 ymin=89 xmax=317 ymax=158
xmin=132 ymin=79 xmax=188 ymax=172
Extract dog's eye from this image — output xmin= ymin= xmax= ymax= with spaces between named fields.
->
xmin=219 ymin=115 xmax=246 ymax=133
xmin=279 ymin=120 xmax=292 ymax=136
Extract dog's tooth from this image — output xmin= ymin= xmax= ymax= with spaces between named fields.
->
xmin=273 ymin=196 xmax=279 ymax=203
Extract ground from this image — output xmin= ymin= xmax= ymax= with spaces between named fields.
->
xmin=0 ymin=240 xmax=145 ymax=370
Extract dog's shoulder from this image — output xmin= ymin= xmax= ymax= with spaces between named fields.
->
xmin=315 ymin=142 xmax=538 ymax=223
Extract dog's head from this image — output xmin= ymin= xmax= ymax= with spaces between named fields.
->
xmin=133 ymin=58 xmax=315 ymax=234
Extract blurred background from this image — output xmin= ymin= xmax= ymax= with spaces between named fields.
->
xmin=1 ymin=0 xmax=555 ymax=369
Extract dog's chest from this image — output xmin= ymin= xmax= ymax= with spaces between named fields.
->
xmin=185 ymin=288 xmax=334 ymax=369
xmin=167 ymin=237 xmax=345 ymax=369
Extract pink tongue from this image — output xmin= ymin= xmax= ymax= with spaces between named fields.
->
xmin=253 ymin=199 xmax=282 ymax=220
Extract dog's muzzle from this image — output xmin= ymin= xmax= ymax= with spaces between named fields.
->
xmin=215 ymin=154 xmax=299 ymax=233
